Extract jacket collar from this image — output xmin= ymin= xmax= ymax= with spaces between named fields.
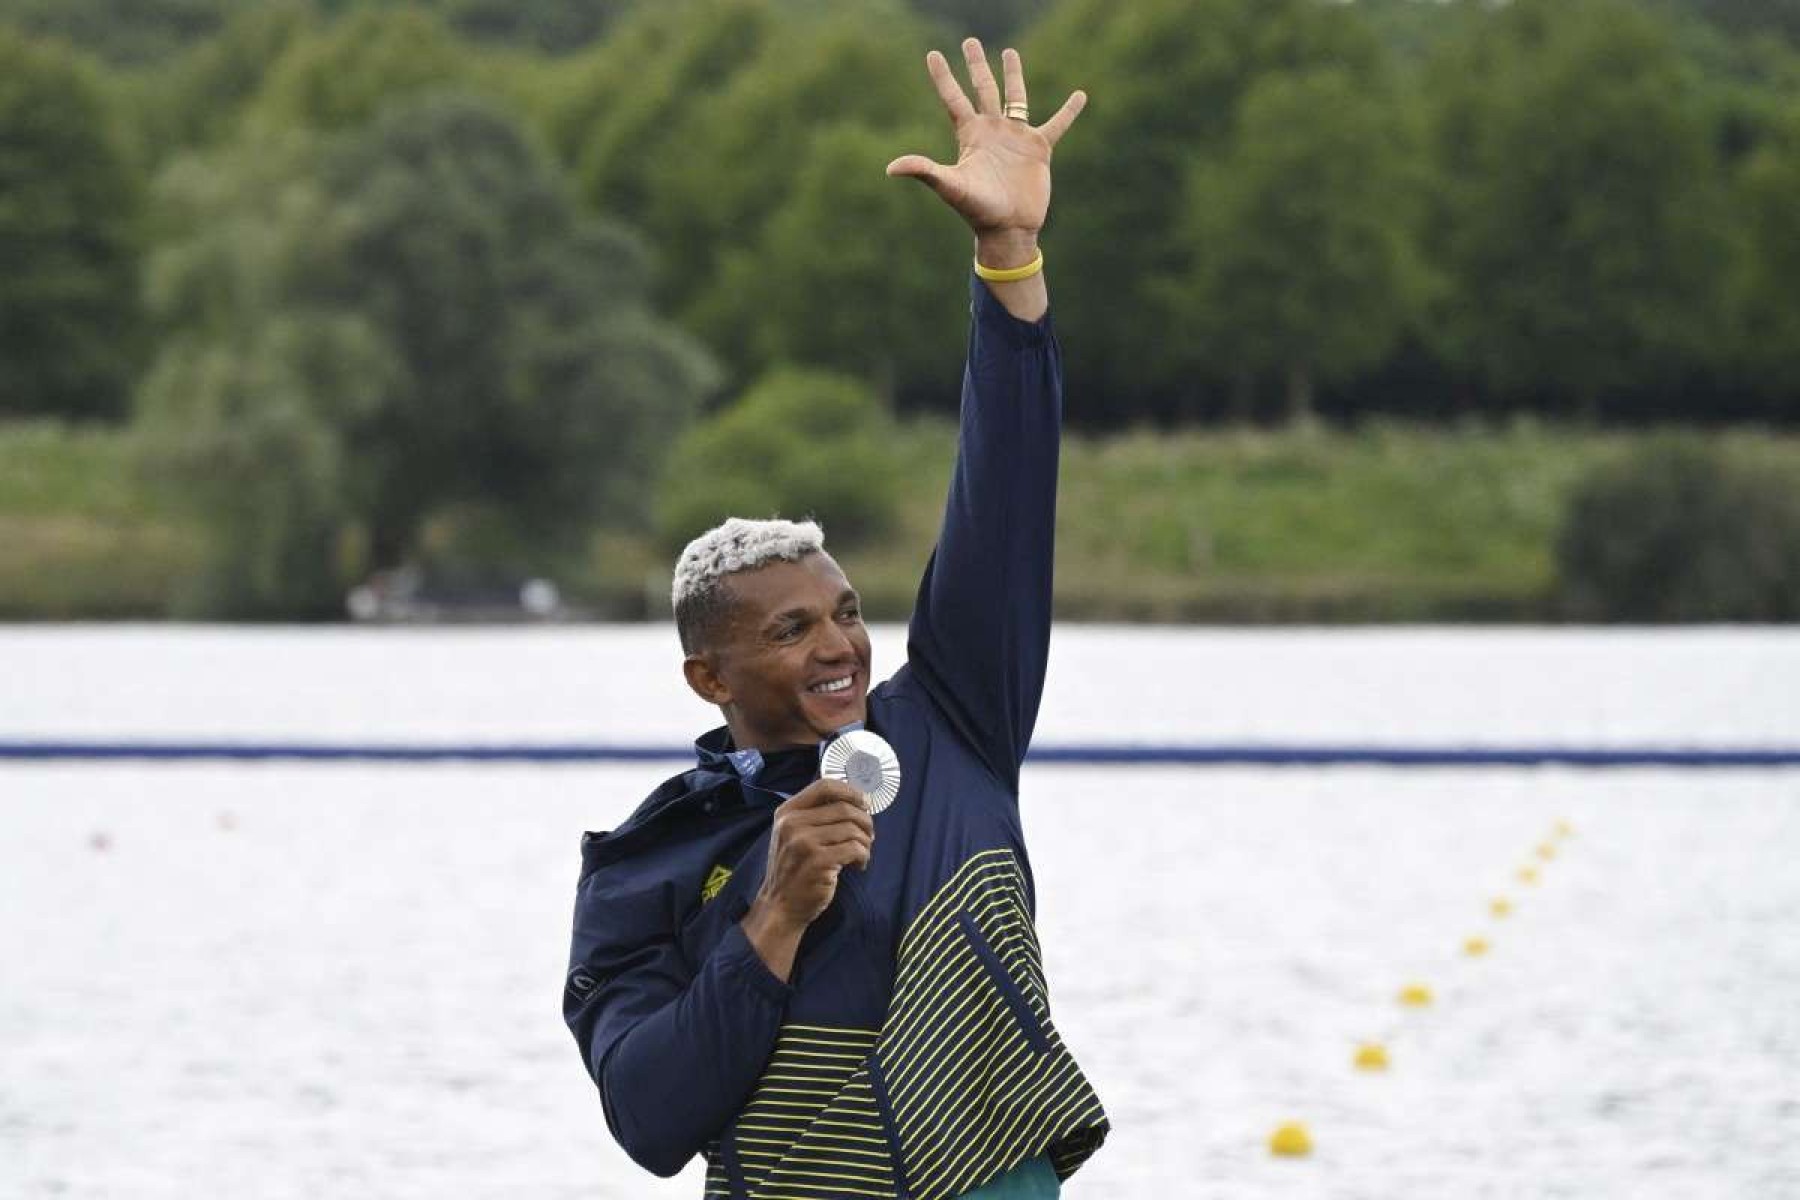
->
xmin=583 ymin=722 xmax=865 ymax=869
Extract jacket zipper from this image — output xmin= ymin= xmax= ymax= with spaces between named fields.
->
xmin=865 ymin=1049 xmax=913 ymax=1200
xmin=956 ymin=911 xmax=1054 ymax=1054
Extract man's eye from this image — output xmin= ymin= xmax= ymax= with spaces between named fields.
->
xmin=775 ymin=625 xmax=802 ymax=641
xmin=840 ymin=608 xmax=861 ymax=622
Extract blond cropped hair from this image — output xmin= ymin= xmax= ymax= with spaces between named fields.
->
xmin=672 ymin=517 xmax=825 ymax=653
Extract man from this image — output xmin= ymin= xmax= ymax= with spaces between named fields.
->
xmin=564 ymin=39 xmax=1105 ymax=1200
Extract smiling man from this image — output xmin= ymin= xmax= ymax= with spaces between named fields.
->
xmin=564 ymin=39 xmax=1107 ymax=1200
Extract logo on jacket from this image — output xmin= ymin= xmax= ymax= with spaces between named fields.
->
xmin=701 ymin=864 xmax=733 ymax=904
xmin=565 ymin=965 xmax=602 ymax=1005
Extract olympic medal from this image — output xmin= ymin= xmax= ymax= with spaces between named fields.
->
xmin=821 ymin=729 xmax=902 ymax=815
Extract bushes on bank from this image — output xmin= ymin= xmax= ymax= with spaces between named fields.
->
xmin=1555 ymin=438 xmax=1800 ymax=621
xmin=655 ymin=369 xmax=904 ymax=552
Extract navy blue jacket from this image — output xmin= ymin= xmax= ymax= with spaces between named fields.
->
xmin=565 ymin=277 xmax=1108 ymax=1199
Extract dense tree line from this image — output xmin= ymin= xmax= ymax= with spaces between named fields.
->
xmin=2 ymin=0 xmax=1798 ymax=613
xmin=0 ymin=0 xmax=1050 ymax=62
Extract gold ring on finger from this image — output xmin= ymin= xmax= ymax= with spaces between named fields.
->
xmin=1003 ymin=102 xmax=1030 ymax=122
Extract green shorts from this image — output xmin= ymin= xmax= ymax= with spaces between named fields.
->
xmin=960 ymin=1155 xmax=1060 ymax=1198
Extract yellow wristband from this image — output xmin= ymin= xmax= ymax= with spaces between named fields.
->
xmin=973 ymin=249 xmax=1044 ymax=283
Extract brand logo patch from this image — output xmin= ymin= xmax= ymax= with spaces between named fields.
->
xmin=701 ymin=864 xmax=733 ymax=904
xmin=566 ymin=965 xmax=603 ymax=1004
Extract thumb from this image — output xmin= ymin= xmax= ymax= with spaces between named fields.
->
xmin=885 ymin=154 xmax=942 ymax=185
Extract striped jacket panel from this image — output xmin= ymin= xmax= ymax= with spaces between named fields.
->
xmin=706 ymin=849 xmax=1106 ymax=1199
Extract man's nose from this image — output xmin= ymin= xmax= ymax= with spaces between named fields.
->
xmin=815 ymin=619 xmax=856 ymax=660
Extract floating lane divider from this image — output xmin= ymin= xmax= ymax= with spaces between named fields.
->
xmin=3 ymin=739 xmax=1800 ymax=766
xmin=1269 ymin=817 xmax=1583 ymax=1159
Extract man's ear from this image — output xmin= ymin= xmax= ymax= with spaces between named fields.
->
xmin=683 ymin=651 xmax=731 ymax=706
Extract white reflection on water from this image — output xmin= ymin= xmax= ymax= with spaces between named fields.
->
xmin=3 ymin=628 xmax=1799 ymax=1199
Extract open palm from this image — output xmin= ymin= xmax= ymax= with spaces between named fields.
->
xmin=887 ymin=39 xmax=1086 ymax=237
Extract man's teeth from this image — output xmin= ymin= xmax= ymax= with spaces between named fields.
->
xmin=810 ymin=677 xmax=854 ymax=694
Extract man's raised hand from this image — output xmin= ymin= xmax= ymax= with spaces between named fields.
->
xmin=886 ymin=38 xmax=1086 ymax=241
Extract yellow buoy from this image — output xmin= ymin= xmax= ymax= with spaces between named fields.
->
xmin=1269 ymin=1121 xmax=1313 ymax=1157
xmin=1398 ymin=982 xmax=1434 ymax=1007
xmin=1537 ymin=842 xmax=1557 ymax=861
xmin=1353 ymin=1042 xmax=1390 ymax=1071
xmin=1491 ymin=896 xmax=1513 ymax=918
xmin=1555 ymin=819 xmax=1575 ymax=839
xmin=1464 ymin=936 xmax=1491 ymax=957
xmin=1517 ymin=866 xmax=1539 ymax=885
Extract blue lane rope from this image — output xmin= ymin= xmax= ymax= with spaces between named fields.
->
xmin=2 ymin=740 xmax=1798 ymax=767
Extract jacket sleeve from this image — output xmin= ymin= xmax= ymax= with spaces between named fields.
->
xmin=564 ymin=866 xmax=790 ymax=1177
xmin=906 ymin=274 xmax=1063 ymax=792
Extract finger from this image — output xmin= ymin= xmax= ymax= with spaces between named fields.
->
xmin=799 ymin=808 xmax=874 ymax=841
xmin=885 ymin=156 xmax=969 ymax=209
xmin=1001 ymin=47 xmax=1028 ymax=114
xmin=784 ymin=788 xmax=875 ymax=831
xmin=962 ymin=37 xmax=1001 ymax=116
xmin=831 ymin=840 xmax=873 ymax=870
xmin=1037 ymin=89 xmax=1087 ymax=148
xmin=814 ymin=826 xmax=874 ymax=854
xmin=823 ymin=804 xmax=875 ymax=839
xmin=886 ymin=153 xmax=943 ymax=182
xmin=785 ymin=779 xmax=862 ymax=810
xmin=924 ymin=50 xmax=975 ymax=126
xmin=809 ymin=797 xmax=874 ymax=836
xmin=809 ymin=781 xmax=874 ymax=820
xmin=806 ymin=840 xmax=869 ymax=874
xmin=841 ymin=804 xmax=876 ymax=837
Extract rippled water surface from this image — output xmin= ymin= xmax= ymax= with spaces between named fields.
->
xmin=3 ymin=627 xmax=1798 ymax=1199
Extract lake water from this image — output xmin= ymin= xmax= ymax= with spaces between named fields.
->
xmin=3 ymin=626 xmax=1798 ymax=1199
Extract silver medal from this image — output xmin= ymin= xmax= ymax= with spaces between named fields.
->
xmin=820 ymin=729 xmax=902 ymax=815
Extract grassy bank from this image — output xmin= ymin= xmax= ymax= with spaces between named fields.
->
xmin=777 ymin=421 xmax=1799 ymax=623
xmin=1055 ymin=422 xmax=1597 ymax=621
xmin=4 ymin=418 xmax=1795 ymax=622
xmin=0 ymin=421 xmax=201 ymax=619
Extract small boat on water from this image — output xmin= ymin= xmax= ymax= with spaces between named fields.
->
xmin=345 ymin=565 xmax=572 ymax=623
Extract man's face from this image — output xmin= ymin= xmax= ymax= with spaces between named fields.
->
xmin=690 ymin=552 xmax=872 ymax=750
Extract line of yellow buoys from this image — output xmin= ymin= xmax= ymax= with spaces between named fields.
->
xmin=1268 ymin=817 xmax=1578 ymax=1158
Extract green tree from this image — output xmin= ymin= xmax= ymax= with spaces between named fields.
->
xmin=332 ymin=95 xmax=716 ymax=551
xmin=642 ymin=11 xmax=936 ymax=335
xmin=1175 ymin=67 xmax=1431 ymax=421
xmin=1024 ymin=0 xmax=1387 ymax=423
xmin=910 ymin=0 xmax=1051 ymax=44
xmin=1556 ymin=439 xmax=1800 ymax=620
xmin=137 ymin=130 xmax=385 ymax=614
xmin=656 ymin=368 xmax=903 ymax=550
xmin=439 ymin=0 xmax=629 ymax=53
xmin=547 ymin=0 xmax=784 ymax=227
xmin=140 ymin=96 xmax=715 ymax=615
xmin=1659 ymin=0 xmax=1800 ymax=46
xmin=249 ymin=6 xmax=475 ymax=134
xmin=547 ymin=1 xmax=951 ymax=397
xmin=1425 ymin=0 xmax=1732 ymax=417
xmin=0 ymin=0 xmax=229 ymax=65
xmin=137 ymin=312 xmax=396 ymax=617
xmin=1735 ymin=100 xmax=1800 ymax=409
xmin=127 ymin=3 xmax=317 ymax=159
xmin=0 ymin=0 xmax=649 ymax=63
xmin=728 ymin=122 xmax=968 ymax=407
xmin=1355 ymin=0 xmax=1484 ymax=64
xmin=0 ymin=28 xmax=143 ymax=420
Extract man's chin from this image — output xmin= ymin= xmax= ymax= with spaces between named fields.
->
xmin=803 ymin=688 xmax=867 ymax=735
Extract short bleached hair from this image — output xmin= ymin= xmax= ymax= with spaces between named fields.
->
xmin=672 ymin=517 xmax=825 ymax=653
